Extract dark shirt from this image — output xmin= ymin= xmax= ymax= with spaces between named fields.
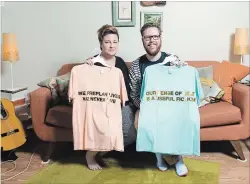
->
xmin=139 ymin=52 xmax=171 ymax=81
xmin=115 ymin=56 xmax=131 ymax=101
xmin=129 ymin=52 xmax=171 ymax=108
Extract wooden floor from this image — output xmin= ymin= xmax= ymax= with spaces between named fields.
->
xmin=1 ymin=130 xmax=249 ymax=184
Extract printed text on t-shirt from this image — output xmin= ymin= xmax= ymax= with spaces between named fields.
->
xmin=78 ymin=91 xmax=120 ymax=103
xmin=145 ymin=90 xmax=196 ymax=102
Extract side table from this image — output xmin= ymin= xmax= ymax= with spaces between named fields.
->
xmin=15 ymin=103 xmax=32 ymax=130
xmin=1 ymin=87 xmax=28 ymax=105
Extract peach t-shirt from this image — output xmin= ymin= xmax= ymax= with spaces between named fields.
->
xmin=68 ymin=64 xmax=128 ymax=152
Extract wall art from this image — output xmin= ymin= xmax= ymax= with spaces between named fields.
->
xmin=112 ymin=1 xmax=136 ymax=27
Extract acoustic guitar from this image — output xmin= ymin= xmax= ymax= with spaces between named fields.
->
xmin=1 ymin=98 xmax=26 ymax=151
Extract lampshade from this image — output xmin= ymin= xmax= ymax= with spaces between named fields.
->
xmin=234 ymin=28 xmax=249 ymax=55
xmin=2 ymin=33 xmax=19 ymax=62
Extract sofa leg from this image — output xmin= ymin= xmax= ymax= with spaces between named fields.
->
xmin=230 ymin=140 xmax=246 ymax=161
xmin=41 ymin=142 xmax=56 ymax=163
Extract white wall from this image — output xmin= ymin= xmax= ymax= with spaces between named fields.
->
xmin=1 ymin=1 xmax=249 ymax=92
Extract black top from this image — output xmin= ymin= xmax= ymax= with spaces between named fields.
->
xmin=114 ymin=56 xmax=131 ymax=100
xmin=93 ymin=55 xmax=131 ymax=102
xmin=139 ymin=52 xmax=171 ymax=81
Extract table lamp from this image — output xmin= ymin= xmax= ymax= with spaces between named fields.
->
xmin=2 ymin=33 xmax=19 ymax=90
xmin=234 ymin=28 xmax=249 ymax=65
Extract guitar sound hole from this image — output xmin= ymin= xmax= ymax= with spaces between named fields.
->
xmin=1 ymin=102 xmax=8 ymax=120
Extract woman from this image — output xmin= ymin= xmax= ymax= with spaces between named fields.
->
xmin=85 ymin=24 xmax=137 ymax=170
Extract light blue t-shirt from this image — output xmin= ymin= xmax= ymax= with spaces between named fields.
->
xmin=136 ymin=64 xmax=204 ymax=156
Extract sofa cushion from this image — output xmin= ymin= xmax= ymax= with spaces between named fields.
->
xmin=216 ymin=61 xmax=249 ymax=103
xmin=46 ymin=102 xmax=241 ymax=130
xmin=55 ymin=73 xmax=71 ymax=104
xmin=188 ymin=61 xmax=249 ymax=103
xmin=196 ymin=65 xmax=224 ymax=107
xmin=197 ymin=66 xmax=213 ymax=97
xmin=45 ymin=105 xmax=72 ymax=129
xmin=187 ymin=61 xmax=219 ymax=68
xmin=199 ymin=101 xmax=242 ymax=128
xmin=37 ymin=72 xmax=71 ymax=105
xmin=199 ymin=79 xmax=225 ymax=107
xmin=197 ymin=65 xmax=213 ymax=79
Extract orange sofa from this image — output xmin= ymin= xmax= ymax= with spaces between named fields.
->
xmin=30 ymin=61 xmax=250 ymax=162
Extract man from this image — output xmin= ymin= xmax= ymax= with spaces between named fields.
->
xmin=129 ymin=23 xmax=188 ymax=176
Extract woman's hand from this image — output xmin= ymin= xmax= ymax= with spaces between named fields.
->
xmin=85 ymin=57 xmax=95 ymax=66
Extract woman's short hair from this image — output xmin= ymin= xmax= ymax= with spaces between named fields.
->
xmin=97 ymin=24 xmax=119 ymax=44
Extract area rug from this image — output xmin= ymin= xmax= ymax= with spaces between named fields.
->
xmin=26 ymin=154 xmax=220 ymax=184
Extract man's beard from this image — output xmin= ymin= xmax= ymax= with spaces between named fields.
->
xmin=143 ymin=41 xmax=162 ymax=56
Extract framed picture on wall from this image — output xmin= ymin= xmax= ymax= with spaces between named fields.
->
xmin=140 ymin=12 xmax=163 ymax=29
xmin=112 ymin=1 xmax=136 ymax=27
xmin=140 ymin=1 xmax=166 ymax=6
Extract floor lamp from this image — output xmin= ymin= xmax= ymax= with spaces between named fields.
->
xmin=2 ymin=33 xmax=19 ymax=91
xmin=234 ymin=28 xmax=249 ymax=65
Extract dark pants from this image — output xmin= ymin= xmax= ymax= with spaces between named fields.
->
xmin=122 ymin=104 xmax=137 ymax=147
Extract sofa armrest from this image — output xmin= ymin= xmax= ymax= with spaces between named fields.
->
xmin=30 ymin=87 xmax=52 ymax=134
xmin=232 ymin=83 xmax=249 ymax=128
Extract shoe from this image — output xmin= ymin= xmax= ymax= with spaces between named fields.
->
xmin=156 ymin=162 xmax=168 ymax=171
xmin=175 ymin=157 xmax=188 ymax=177
xmin=155 ymin=153 xmax=168 ymax=171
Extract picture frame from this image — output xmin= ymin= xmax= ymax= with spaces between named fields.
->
xmin=112 ymin=1 xmax=136 ymax=27
xmin=140 ymin=1 xmax=166 ymax=6
xmin=140 ymin=12 xmax=163 ymax=29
